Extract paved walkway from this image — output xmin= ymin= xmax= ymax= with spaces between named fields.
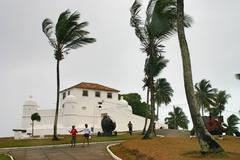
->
xmin=0 ymin=142 xmax=115 ymax=160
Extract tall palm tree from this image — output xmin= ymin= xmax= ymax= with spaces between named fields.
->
xmin=176 ymin=0 xmax=224 ymax=153
xmin=211 ymin=90 xmax=230 ymax=116
xmin=194 ymin=79 xmax=217 ymax=116
xmin=224 ymin=114 xmax=240 ymax=136
xmin=144 ymin=53 xmax=168 ymax=139
xmin=155 ymin=78 xmax=174 ymax=120
xmin=31 ymin=112 xmax=41 ymax=137
xmin=165 ymin=106 xmax=189 ymax=129
xmin=130 ymin=0 xmax=169 ymax=139
xmin=42 ymin=9 xmax=96 ymax=140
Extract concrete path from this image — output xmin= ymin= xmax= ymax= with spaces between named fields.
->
xmin=0 ymin=142 xmax=114 ymax=160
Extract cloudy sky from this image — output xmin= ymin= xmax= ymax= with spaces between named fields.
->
xmin=1 ymin=0 xmax=240 ymax=137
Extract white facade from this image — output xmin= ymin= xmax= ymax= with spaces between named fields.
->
xmin=21 ymin=83 xmax=166 ymax=136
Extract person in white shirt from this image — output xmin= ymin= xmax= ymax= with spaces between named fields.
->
xmin=80 ymin=124 xmax=91 ymax=146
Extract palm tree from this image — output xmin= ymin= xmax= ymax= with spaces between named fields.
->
xmin=176 ymin=0 xmax=224 ymax=153
xmin=144 ymin=53 xmax=168 ymax=139
xmin=211 ymin=90 xmax=231 ymax=116
xmin=42 ymin=9 xmax=96 ymax=140
xmin=165 ymin=106 xmax=189 ymax=129
xmin=31 ymin=112 xmax=41 ymax=137
xmin=194 ymin=79 xmax=217 ymax=116
xmin=224 ymin=114 xmax=240 ymax=136
xmin=155 ymin=78 xmax=174 ymax=120
xmin=130 ymin=0 xmax=169 ymax=139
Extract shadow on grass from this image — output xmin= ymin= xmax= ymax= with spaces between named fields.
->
xmin=181 ymin=151 xmax=233 ymax=159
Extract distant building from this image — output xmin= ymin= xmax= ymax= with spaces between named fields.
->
xmin=21 ymin=82 xmax=166 ymax=136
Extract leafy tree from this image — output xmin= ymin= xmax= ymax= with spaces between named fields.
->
xmin=31 ymin=112 xmax=41 ymax=136
xmin=42 ymin=9 xmax=96 ymax=140
xmin=224 ymin=114 xmax=240 ymax=136
xmin=155 ymin=78 xmax=174 ymax=120
xmin=211 ymin=90 xmax=230 ymax=116
xmin=194 ymin=79 xmax=217 ymax=116
xmin=122 ymin=93 xmax=149 ymax=117
xmin=176 ymin=0 xmax=224 ymax=153
xmin=165 ymin=106 xmax=189 ymax=129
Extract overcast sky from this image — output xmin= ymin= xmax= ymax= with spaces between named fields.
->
xmin=1 ymin=0 xmax=240 ymax=137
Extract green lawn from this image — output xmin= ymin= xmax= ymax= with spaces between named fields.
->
xmin=0 ymin=133 xmax=141 ymax=148
xmin=0 ymin=154 xmax=11 ymax=160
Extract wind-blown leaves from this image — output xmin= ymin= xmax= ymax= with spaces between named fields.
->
xmin=155 ymin=78 xmax=173 ymax=106
xmin=144 ymin=55 xmax=168 ymax=78
xmin=42 ymin=9 xmax=96 ymax=60
xmin=194 ymin=79 xmax=217 ymax=115
xmin=212 ymin=90 xmax=231 ymax=116
xmin=235 ymin=74 xmax=240 ymax=80
xmin=31 ymin=112 xmax=41 ymax=122
xmin=225 ymin=114 xmax=240 ymax=136
xmin=42 ymin=19 xmax=56 ymax=48
xmin=150 ymin=0 xmax=192 ymax=39
xmin=165 ymin=106 xmax=189 ymax=129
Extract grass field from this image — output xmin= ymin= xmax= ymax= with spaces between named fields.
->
xmin=111 ymin=136 xmax=240 ymax=160
xmin=0 ymin=133 xmax=139 ymax=148
xmin=0 ymin=154 xmax=11 ymax=160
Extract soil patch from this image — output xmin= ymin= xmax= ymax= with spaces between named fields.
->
xmin=111 ymin=136 xmax=240 ymax=160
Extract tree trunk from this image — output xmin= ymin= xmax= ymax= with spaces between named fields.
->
xmin=53 ymin=60 xmax=60 ymax=140
xmin=177 ymin=0 xmax=224 ymax=153
xmin=32 ymin=120 xmax=34 ymax=137
xmin=156 ymin=104 xmax=159 ymax=121
xmin=202 ymin=106 xmax=204 ymax=116
xmin=142 ymin=87 xmax=150 ymax=134
xmin=143 ymin=78 xmax=155 ymax=139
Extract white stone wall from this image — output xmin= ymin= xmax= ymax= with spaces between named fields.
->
xmin=21 ymin=88 xmax=166 ymax=136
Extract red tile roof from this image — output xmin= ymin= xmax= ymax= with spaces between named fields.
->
xmin=61 ymin=82 xmax=120 ymax=93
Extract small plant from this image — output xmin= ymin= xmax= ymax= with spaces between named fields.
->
xmin=31 ymin=112 xmax=41 ymax=136
xmin=101 ymin=115 xmax=116 ymax=136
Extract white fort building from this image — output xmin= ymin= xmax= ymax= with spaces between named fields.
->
xmin=21 ymin=82 xmax=165 ymax=136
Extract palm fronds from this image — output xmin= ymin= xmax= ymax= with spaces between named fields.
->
xmin=165 ymin=106 xmax=189 ymax=129
xmin=225 ymin=114 xmax=240 ymax=135
xmin=155 ymin=78 xmax=174 ymax=105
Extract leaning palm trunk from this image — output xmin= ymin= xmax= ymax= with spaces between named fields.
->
xmin=143 ymin=78 xmax=155 ymax=139
xmin=142 ymin=87 xmax=150 ymax=134
xmin=53 ymin=60 xmax=60 ymax=140
xmin=177 ymin=0 xmax=224 ymax=153
xmin=157 ymin=107 xmax=159 ymax=120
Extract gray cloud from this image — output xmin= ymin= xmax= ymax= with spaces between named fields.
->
xmin=0 ymin=0 xmax=240 ymax=137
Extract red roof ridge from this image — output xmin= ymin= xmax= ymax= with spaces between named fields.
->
xmin=60 ymin=82 xmax=120 ymax=93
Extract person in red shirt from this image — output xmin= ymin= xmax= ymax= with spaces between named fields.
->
xmin=69 ymin=125 xmax=78 ymax=147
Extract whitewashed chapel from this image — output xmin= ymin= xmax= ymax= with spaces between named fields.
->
xmin=20 ymin=82 xmax=166 ymax=136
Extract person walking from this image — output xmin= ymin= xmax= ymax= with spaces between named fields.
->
xmin=69 ymin=125 xmax=78 ymax=147
xmin=80 ymin=124 xmax=91 ymax=147
xmin=128 ymin=121 xmax=133 ymax=136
